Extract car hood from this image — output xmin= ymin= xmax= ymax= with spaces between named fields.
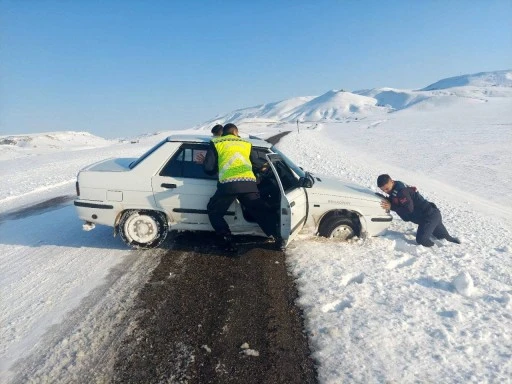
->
xmin=82 ymin=158 xmax=137 ymax=172
xmin=308 ymin=173 xmax=382 ymax=203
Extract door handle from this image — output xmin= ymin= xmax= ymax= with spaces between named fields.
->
xmin=161 ymin=183 xmax=177 ymax=189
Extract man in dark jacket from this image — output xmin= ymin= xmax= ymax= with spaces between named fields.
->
xmin=195 ymin=124 xmax=224 ymax=164
xmin=211 ymin=124 xmax=223 ymax=137
xmin=377 ymin=174 xmax=460 ymax=247
xmin=203 ymin=123 xmax=280 ymax=251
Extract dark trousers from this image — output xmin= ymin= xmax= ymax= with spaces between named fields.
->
xmin=207 ymin=190 xmax=277 ymax=237
xmin=416 ymin=208 xmax=450 ymax=246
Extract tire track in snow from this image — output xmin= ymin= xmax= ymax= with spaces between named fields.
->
xmin=9 ymin=249 xmax=163 ymax=383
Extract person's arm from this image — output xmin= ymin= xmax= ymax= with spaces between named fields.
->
xmin=390 ymin=188 xmax=414 ymax=220
xmin=250 ymin=147 xmax=267 ymax=176
xmin=377 ymin=192 xmax=391 ymax=210
xmin=397 ymin=188 xmax=415 ymax=213
xmin=194 ymin=151 xmax=206 ymax=164
xmin=380 ymin=199 xmax=391 ymax=211
xmin=203 ymin=143 xmax=218 ymax=176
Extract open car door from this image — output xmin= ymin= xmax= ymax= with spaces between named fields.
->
xmin=265 ymin=154 xmax=308 ymax=247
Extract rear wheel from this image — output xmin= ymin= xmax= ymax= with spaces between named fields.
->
xmin=119 ymin=210 xmax=168 ymax=249
xmin=318 ymin=215 xmax=358 ymax=241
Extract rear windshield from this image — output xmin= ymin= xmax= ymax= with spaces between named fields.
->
xmin=129 ymin=139 xmax=167 ymax=169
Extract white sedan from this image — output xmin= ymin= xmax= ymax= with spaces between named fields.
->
xmin=74 ymin=135 xmax=392 ymax=249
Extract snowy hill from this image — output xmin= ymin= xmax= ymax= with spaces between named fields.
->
xmin=200 ymin=90 xmax=387 ymax=127
xmin=421 ymin=69 xmax=512 ymax=90
xmin=0 ymin=131 xmax=114 ymax=161
xmin=206 ymin=96 xmax=317 ymax=126
xmin=353 ymin=87 xmax=431 ymax=110
xmin=198 ymin=69 xmax=512 ymax=128
xmin=285 ymin=90 xmax=386 ymax=121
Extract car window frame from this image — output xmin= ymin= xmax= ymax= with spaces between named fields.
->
xmin=159 ymin=143 xmax=217 ymax=180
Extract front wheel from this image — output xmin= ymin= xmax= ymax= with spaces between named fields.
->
xmin=318 ymin=215 xmax=358 ymax=240
xmin=119 ymin=210 xmax=168 ymax=249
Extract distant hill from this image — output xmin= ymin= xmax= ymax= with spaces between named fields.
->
xmin=284 ymin=90 xmax=385 ymax=121
xmin=198 ymin=69 xmax=512 ymax=129
xmin=353 ymin=88 xmax=430 ymax=110
xmin=421 ymin=70 xmax=512 ymax=91
xmin=0 ymin=131 xmax=113 ymax=149
xmin=0 ymin=131 xmax=113 ymax=160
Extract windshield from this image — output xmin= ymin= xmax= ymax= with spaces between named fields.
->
xmin=270 ymin=146 xmax=306 ymax=178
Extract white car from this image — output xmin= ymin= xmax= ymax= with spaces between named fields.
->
xmin=74 ymin=134 xmax=392 ymax=249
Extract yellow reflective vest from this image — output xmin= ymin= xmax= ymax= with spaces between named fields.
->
xmin=212 ymin=135 xmax=256 ymax=183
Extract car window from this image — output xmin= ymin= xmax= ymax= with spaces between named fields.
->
xmin=268 ymin=156 xmax=299 ymax=193
xmin=160 ymin=144 xmax=217 ymax=180
xmin=251 ymin=147 xmax=271 ymax=169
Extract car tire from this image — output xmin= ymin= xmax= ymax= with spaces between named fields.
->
xmin=318 ymin=215 xmax=358 ymax=240
xmin=119 ymin=210 xmax=168 ymax=249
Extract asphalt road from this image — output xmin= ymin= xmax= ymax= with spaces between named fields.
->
xmin=113 ymin=232 xmax=317 ymax=383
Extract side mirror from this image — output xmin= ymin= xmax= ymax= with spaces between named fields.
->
xmin=298 ymin=176 xmax=313 ymax=188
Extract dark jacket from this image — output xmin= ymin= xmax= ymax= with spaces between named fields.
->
xmin=203 ymin=138 xmax=260 ymax=194
xmin=389 ymin=181 xmax=435 ymax=223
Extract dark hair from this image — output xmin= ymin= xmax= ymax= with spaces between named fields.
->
xmin=222 ymin=123 xmax=238 ymax=136
xmin=377 ymin=174 xmax=392 ymax=187
xmin=211 ymin=124 xmax=223 ymax=135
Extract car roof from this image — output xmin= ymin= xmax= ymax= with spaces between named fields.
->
xmin=165 ymin=134 xmax=272 ymax=149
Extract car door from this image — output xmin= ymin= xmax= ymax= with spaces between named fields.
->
xmin=151 ymin=144 xmax=236 ymax=227
xmin=265 ymin=154 xmax=308 ymax=245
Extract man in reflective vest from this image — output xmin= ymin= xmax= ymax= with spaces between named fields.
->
xmin=203 ymin=123 xmax=279 ymax=251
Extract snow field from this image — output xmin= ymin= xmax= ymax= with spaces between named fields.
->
xmin=277 ymin=128 xmax=512 ymax=383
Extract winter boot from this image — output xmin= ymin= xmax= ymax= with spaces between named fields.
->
xmin=419 ymin=239 xmax=435 ymax=247
xmin=215 ymin=234 xmax=237 ymax=252
xmin=445 ymin=235 xmax=461 ymax=244
xmin=274 ymin=237 xmax=286 ymax=251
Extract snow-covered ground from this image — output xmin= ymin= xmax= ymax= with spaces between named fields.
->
xmin=1 ymin=70 xmax=511 ymax=383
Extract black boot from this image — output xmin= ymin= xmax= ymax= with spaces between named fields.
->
xmin=445 ymin=235 xmax=461 ymax=244
xmin=419 ymin=239 xmax=435 ymax=247
xmin=215 ymin=234 xmax=237 ymax=252
xmin=274 ymin=237 xmax=286 ymax=251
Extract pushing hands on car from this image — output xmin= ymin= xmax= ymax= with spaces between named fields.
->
xmin=380 ymin=200 xmax=391 ymax=210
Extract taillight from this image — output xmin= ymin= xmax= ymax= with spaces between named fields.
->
xmin=76 ymin=181 xmax=80 ymax=196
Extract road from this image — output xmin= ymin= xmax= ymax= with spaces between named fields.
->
xmin=113 ymin=232 xmax=317 ymax=383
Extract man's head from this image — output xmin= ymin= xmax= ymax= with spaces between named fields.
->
xmin=377 ymin=174 xmax=394 ymax=194
xmin=223 ymin=123 xmax=239 ymax=136
xmin=211 ymin=124 xmax=223 ymax=136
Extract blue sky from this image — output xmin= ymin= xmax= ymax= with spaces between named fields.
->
xmin=1 ymin=0 xmax=511 ymax=138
